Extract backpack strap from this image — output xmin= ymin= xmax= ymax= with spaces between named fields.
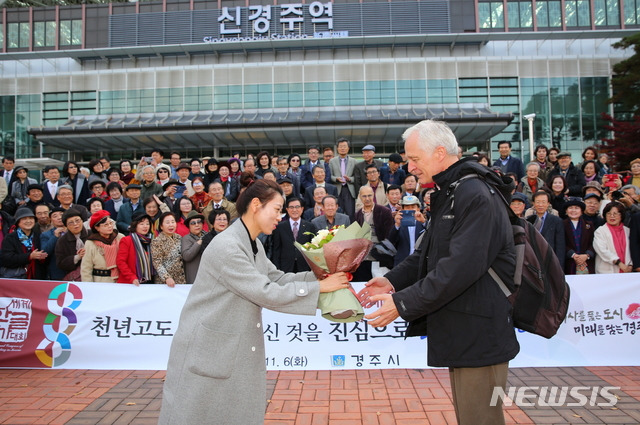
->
xmin=446 ymin=173 xmax=516 ymax=296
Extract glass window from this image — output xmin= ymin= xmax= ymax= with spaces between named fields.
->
xmin=578 ymin=0 xmax=591 ymax=25
xmin=536 ymin=2 xmax=549 ymax=26
xmin=548 ymin=1 xmax=562 ymax=26
xmin=508 ymin=2 xmax=520 ymax=28
xmin=46 ymin=21 xmax=56 ymax=46
xmin=60 ymin=20 xmax=71 ymax=46
xmin=594 ymin=0 xmax=619 ymax=25
xmin=72 ymin=20 xmax=82 ymax=45
xmin=428 ymin=80 xmax=457 ymax=104
xmin=479 ymin=3 xmax=492 ymax=28
xmin=8 ymin=23 xmax=19 ymax=48
xmin=33 ymin=22 xmax=45 ymax=48
xmin=607 ymin=0 xmax=620 ymax=24
xmin=521 ymin=2 xmax=533 ymax=26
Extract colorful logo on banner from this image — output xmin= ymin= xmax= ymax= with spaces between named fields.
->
xmin=0 ymin=281 xmax=82 ymax=368
xmin=35 ymin=283 xmax=82 ymax=367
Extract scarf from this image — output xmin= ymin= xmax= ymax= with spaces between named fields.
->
xmin=89 ymin=231 xmax=120 ymax=278
xmin=17 ymin=228 xmax=33 ymax=250
xmin=220 ymin=176 xmax=229 ymax=183
xmin=190 ymin=192 xmax=212 ymax=212
xmin=121 ymin=172 xmax=135 ymax=184
xmin=131 ymin=233 xmax=155 ymax=283
xmin=527 ymin=178 xmax=538 ymax=193
xmin=585 ymin=174 xmax=596 ymax=183
xmin=16 ymin=229 xmax=37 ymax=279
xmin=606 ymin=223 xmax=627 ymax=272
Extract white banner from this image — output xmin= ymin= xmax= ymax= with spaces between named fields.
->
xmin=1 ymin=274 xmax=638 ymax=370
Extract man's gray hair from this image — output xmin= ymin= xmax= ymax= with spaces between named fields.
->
xmin=402 ymin=120 xmax=459 ymax=156
xmin=621 ymin=184 xmax=640 ymax=195
xmin=526 ymin=162 xmax=541 ymax=172
xmin=57 ymin=184 xmax=73 ymax=195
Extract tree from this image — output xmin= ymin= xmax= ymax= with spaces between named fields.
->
xmin=601 ymin=113 xmax=640 ymax=171
xmin=608 ymin=32 xmax=640 ymax=115
xmin=601 ymin=33 xmax=640 ymax=171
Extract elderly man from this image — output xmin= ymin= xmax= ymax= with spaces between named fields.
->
xmin=56 ymin=185 xmax=90 ymax=221
xmin=547 ymin=151 xmax=586 ymax=197
xmin=518 ymin=162 xmax=545 ymax=203
xmin=304 ymin=165 xmax=338 ymax=209
xmin=201 ymin=181 xmax=239 ymax=229
xmin=303 ymin=186 xmax=326 ymax=221
xmin=355 ymin=164 xmax=388 ymax=211
xmin=526 ymin=190 xmax=565 ymax=263
xmin=354 ymin=186 xmax=393 ymax=280
xmin=311 ymin=195 xmax=350 ymax=230
xmin=358 ymin=120 xmax=519 ymax=425
xmin=383 ymin=153 xmax=407 ymax=186
xmin=354 ymin=144 xmax=384 ymax=195
xmin=116 ymin=183 xmax=143 ymax=235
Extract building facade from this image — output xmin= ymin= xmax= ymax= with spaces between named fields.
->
xmin=0 ymin=0 xmax=637 ymax=162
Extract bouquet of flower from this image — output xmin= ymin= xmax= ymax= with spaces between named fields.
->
xmin=295 ymin=222 xmax=373 ymax=322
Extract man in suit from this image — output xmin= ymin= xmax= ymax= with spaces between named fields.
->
xmin=304 ymin=165 xmax=338 ymax=208
xmin=312 ymin=195 xmax=350 ymax=230
xmin=116 ymin=184 xmax=143 ymax=235
xmin=56 ymin=185 xmax=90 ymax=221
xmin=41 ymin=165 xmax=62 ymax=207
xmin=329 ymin=138 xmax=356 ymax=220
xmin=387 ymin=195 xmax=427 ymax=267
xmin=300 ymin=146 xmax=331 ymax=189
xmin=354 ymin=144 xmax=385 ymax=195
xmin=272 ymin=197 xmax=317 ymax=273
xmin=527 ymin=190 xmax=565 ymax=263
xmin=303 ymin=186 xmax=327 ymax=222
xmin=493 ymin=141 xmax=524 ymax=181
xmin=1 ymin=156 xmax=16 ymax=188
xmin=202 ymin=181 xmax=239 ymax=228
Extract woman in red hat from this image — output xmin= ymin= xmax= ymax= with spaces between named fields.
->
xmin=81 ymin=210 xmax=124 ymax=282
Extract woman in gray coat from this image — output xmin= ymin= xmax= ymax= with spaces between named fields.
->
xmin=180 ymin=210 xmax=207 ymax=284
xmin=159 ymin=179 xmax=348 ymax=425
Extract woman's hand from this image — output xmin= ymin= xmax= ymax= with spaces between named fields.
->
xmin=319 ymin=272 xmax=350 ymax=293
xmin=619 ymin=262 xmax=633 ymax=273
xmin=132 ymin=279 xmax=140 ymax=286
xmin=165 ymin=277 xmax=176 ymax=287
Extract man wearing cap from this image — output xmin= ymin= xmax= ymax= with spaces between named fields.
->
xmin=582 ymin=181 xmax=609 ymax=216
xmin=329 ymin=138 xmax=356 ymax=220
xmin=383 ymin=153 xmax=407 ymax=186
xmin=160 ymin=179 xmax=184 ymax=211
xmin=582 ymin=193 xmax=605 ymax=228
xmin=277 ymin=176 xmax=296 ymax=213
xmin=24 ymin=184 xmax=45 ymax=212
xmin=493 ymin=141 xmax=524 ymax=181
xmin=388 ymin=195 xmax=426 ymax=267
xmin=175 ymin=162 xmax=194 ymax=199
xmin=510 ymin=192 xmax=528 ymax=218
xmin=117 ymin=184 xmax=143 ymax=235
xmin=563 ymin=197 xmax=596 ymax=275
xmin=354 ymin=144 xmax=384 ymax=195
xmin=547 ymin=151 xmax=586 ymax=197
xmin=56 ymin=185 xmax=90 ymax=221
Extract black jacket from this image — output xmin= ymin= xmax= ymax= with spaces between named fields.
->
xmin=271 ymin=219 xmax=316 ymax=273
xmin=386 ymin=158 xmax=519 ymax=368
xmin=0 ymin=229 xmax=47 ymax=279
xmin=547 ymin=164 xmax=586 ymax=197
xmin=630 ymin=212 xmax=640 ymax=271
xmin=526 ymin=213 xmax=565 ymax=264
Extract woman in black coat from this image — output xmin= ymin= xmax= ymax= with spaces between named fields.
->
xmin=0 ymin=208 xmax=47 ymax=279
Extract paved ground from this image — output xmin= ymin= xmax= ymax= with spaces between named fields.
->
xmin=0 ymin=367 xmax=639 ymax=424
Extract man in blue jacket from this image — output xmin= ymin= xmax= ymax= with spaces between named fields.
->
xmin=358 ymin=120 xmax=519 ymax=425
xmin=493 ymin=141 xmax=524 ymax=181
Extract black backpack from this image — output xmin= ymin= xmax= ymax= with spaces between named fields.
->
xmin=448 ymin=175 xmax=570 ymax=339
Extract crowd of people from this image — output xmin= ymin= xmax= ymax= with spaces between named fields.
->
xmin=0 ymin=140 xmax=638 ymax=283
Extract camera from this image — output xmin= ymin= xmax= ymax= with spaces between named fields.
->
xmin=401 ymin=210 xmax=416 ymax=227
xmin=611 ymin=190 xmax=624 ymax=201
xmin=143 ymin=157 xmax=153 ymax=163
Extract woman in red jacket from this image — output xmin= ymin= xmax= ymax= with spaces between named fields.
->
xmin=116 ymin=211 xmax=156 ymax=284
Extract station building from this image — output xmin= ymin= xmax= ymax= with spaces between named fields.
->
xmin=0 ymin=0 xmax=637 ymax=164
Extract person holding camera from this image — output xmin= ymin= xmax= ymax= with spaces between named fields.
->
xmin=387 ymin=195 xmax=426 ymax=267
